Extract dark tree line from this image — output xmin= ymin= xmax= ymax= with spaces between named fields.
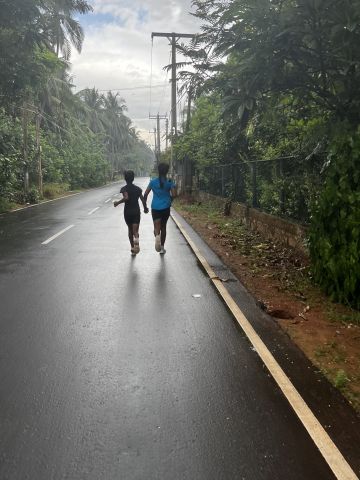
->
xmin=0 ymin=0 xmax=153 ymax=209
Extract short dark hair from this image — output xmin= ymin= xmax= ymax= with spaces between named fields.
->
xmin=124 ymin=170 xmax=134 ymax=184
xmin=158 ymin=163 xmax=169 ymax=177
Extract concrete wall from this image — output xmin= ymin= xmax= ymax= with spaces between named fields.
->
xmin=197 ymin=192 xmax=309 ymax=254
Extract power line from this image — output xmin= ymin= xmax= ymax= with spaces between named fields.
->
xmin=149 ymin=38 xmax=154 ymax=115
xmin=98 ymin=84 xmax=167 ymax=93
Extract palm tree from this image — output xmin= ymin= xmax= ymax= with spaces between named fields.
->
xmin=103 ymin=92 xmax=135 ymax=173
xmin=44 ymin=0 xmax=92 ymax=59
xmin=76 ymin=87 xmax=106 ymax=133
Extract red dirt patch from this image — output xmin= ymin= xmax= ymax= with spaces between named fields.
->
xmin=175 ymin=199 xmax=360 ymax=411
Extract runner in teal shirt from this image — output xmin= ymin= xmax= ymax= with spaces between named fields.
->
xmin=144 ymin=163 xmax=177 ymax=254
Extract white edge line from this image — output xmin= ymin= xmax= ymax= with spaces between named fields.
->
xmin=171 ymin=213 xmax=358 ymax=480
xmin=0 ymin=192 xmax=82 ymax=215
xmin=41 ymin=225 xmax=75 ymax=245
xmin=105 ymin=198 xmax=112 ymax=203
xmin=88 ymin=207 xmax=100 ymax=215
xmin=1 ymin=181 xmax=123 ymax=216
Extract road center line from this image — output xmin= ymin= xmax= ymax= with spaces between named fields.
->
xmin=41 ymin=225 xmax=75 ymax=245
xmin=171 ymin=213 xmax=358 ymax=480
xmin=88 ymin=207 xmax=100 ymax=215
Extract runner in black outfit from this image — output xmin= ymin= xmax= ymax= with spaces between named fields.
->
xmin=114 ymin=170 xmax=148 ymax=255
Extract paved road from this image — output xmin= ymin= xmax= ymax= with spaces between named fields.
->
xmin=0 ymin=179 xmax=358 ymax=479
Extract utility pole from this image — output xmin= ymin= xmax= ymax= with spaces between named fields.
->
xmin=186 ymin=86 xmax=193 ymax=132
xmin=165 ymin=118 xmax=169 ymax=150
xmin=153 ymin=128 xmax=157 ymax=155
xmin=22 ymin=102 xmax=29 ymax=196
xmin=35 ymin=111 xmax=43 ymax=197
xmin=149 ymin=113 xmax=167 ymax=164
xmin=151 ymin=32 xmax=195 ymax=175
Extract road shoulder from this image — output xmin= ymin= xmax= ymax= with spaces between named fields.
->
xmin=171 ymin=207 xmax=360 ymax=477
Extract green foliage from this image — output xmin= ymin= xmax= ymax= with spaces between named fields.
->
xmin=310 ymin=127 xmax=360 ymax=309
xmin=177 ymin=1 xmax=360 ymax=308
xmin=334 ymin=370 xmax=349 ymax=390
xmin=0 ymin=1 xmax=153 ymax=210
xmin=0 ymin=110 xmax=24 ymax=199
xmin=175 ymin=95 xmax=227 ymax=168
xmin=43 ymin=183 xmax=70 ymax=199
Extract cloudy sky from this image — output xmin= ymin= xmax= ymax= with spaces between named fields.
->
xmin=71 ymin=0 xmax=203 ymax=148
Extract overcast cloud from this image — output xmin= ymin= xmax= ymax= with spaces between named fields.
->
xmin=71 ymin=0 xmax=203 ymax=147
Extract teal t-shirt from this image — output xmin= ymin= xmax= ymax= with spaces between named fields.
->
xmin=149 ymin=177 xmax=175 ymax=210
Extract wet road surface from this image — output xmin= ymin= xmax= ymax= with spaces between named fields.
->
xmin=0 ymin=179 xmax=359 ymax=479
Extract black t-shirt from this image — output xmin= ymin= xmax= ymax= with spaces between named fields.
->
xmin=120 ymin=184 xmax=142 ymax=214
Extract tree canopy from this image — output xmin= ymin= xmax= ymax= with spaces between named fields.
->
xmin=173 ymin=0 xmax=360 ymax=308
xmin=0 ymin=0 xmax=154 ymax=211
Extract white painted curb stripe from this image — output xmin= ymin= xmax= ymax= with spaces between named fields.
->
xmin=88 ymin=207 xmax=100 ymax=215
xmin=41 ymin=225 xmax=75 ymax=246
xmin=171 ymin=213 xmax=358 ymax=480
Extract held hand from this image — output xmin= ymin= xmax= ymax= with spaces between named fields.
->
xmin=113 ymin=201 xmax=119 ymax=207
xmin=144 ymin=207 xmax=149 ymax=214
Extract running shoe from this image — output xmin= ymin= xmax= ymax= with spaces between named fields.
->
xmin=155 ymin=234 xmax=161 ymax=252
xmin=134 ymin=237 xmax=140 ymax=253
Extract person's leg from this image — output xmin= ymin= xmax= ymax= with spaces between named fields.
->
xmin=133 ymin=224 xmax=139 ymax=238
xmin=154 ymin=220 xmax=162 ymax=251
xmin=152 ymin=210 xmax=162 ymax=252
xmin=160 ymin=222 xmax=167 ymax=247
xmin=133 ymin=224 xmax=140 ymax=253
xmin=153 ymin=219 xmax=161 ymax=237
xmin=128 ymin=225 xmax=134 ymax=249
xmin=159 ymin=208 xmax=170 ymax=253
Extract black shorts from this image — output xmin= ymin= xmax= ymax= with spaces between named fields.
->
xmin=151 ymin=207 xmax=170 ymax=224
xmin=124 ymin=211 xmax=140 ymax=226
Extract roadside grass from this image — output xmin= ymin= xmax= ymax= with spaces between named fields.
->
xmin=0 ymin=197 xmax=17 ymax=214
xmin=43 ymin=182 xmax=71 ymax=199
xmin=327 ymin=307 xmax=360 ymax=327
xmin=1 ymin=183 xmax=83 ymax=214
xmin=174 ymin=197 xmax=360 ymax=411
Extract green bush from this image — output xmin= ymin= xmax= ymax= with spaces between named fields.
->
xmin=43 ymin=183 xmax=70 ymax=199
xmin=309 ymin=128 xmax=360 ymax=309
xmin=25 ymin=186 xmax=40 ymax=204
xmin=0 ymin=196 xmax=15 ymax=213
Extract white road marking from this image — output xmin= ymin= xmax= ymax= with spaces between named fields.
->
xmin=105 ymin=198 xmax=112 ymax=203
xmin=0 ymin=192 xmax=82 ymax=216
xmin=88 ymin=207 xmax=100 ymax=215
xmin=171 ymin=213 xmax=358 ymax=480
xmin=41 ymin=225 xmax=75 ymax=245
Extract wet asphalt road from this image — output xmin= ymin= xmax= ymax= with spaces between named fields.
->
xmin=0 ymin=178 xmax=356 ymax=479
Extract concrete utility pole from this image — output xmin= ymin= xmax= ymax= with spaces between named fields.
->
xmin=149 ymin=113 xmax=167 ymax=164
xmin=165 ymin=118 xmax=169 ymax=150
xmin=151 ymin=32 xmax=195 ymax=175
xmin=35 ymin=112 xmax=43 ymax=197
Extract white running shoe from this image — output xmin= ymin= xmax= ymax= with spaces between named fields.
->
xmin=160 ymin=247 xmax=166 ymax=255
xmin=134 ymin=237 xmax=140 ymax=253
xmin=155 ymin=234 xmax=161 ymax=252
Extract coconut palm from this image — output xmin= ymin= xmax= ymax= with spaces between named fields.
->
xmin=103 ymin=92 xmax=134 ymax=173
xmin=44 ymin=0 xmax=92 ymax=59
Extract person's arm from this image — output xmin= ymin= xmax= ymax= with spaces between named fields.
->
xmin=170 ymin=184 xmax=177 ymax=202
xmin=143 ymin=186 xmax=151 ymax=204
xmin=113 ymin=191 xmax=129 ymax=207
xmin=140 ymin=194 xmax=149 ymax=213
